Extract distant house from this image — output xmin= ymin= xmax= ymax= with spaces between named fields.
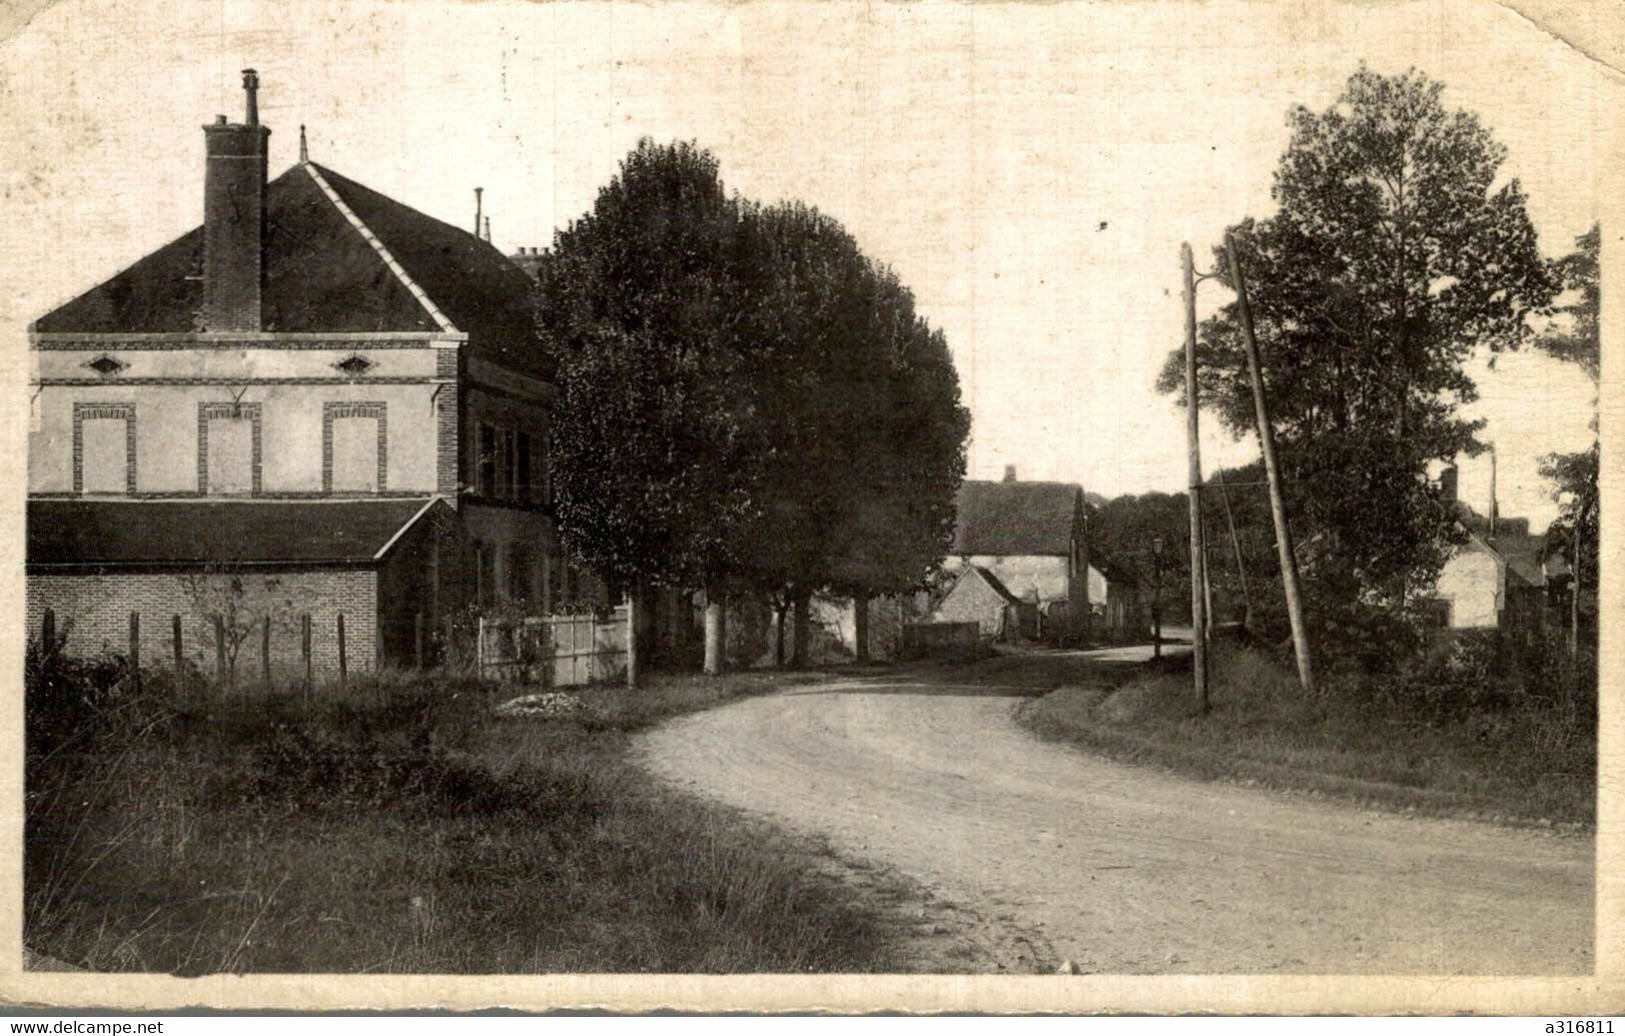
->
xmin=930 ymin=565 xmax=1037 ymax=641
xmin=1433 ymin=463 xmax=1566 ymax=636
xmin=938 ymin=469 xmax=1089 ymax=644
xmin=1087 ymin=560 xmax=1143 ymax=641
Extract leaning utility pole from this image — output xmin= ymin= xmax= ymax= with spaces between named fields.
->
xmin=1226 ymin=231 xmax=1314 ymax=694
xmin=1181 ymin=243 xmax=1209 ymax=710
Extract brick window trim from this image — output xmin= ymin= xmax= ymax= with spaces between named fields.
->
xmin=322 ymin=401 xmax=388 ymax=495
xmin=197 ymin=401 xmax=264 ymax=496
xmin=71 ymin=401 xmax=137 ymax=496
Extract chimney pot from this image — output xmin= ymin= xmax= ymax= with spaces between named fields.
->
xmin=215 ymin=115 xmax=227 ymax=125
xmin=242 ymin=68 xmax=260 ymax=126
xmin=1003 ymin=465 xmax=1018 ymax=482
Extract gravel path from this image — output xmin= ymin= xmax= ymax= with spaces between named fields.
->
xmin=637 ymin=656 xmax=1593 ymax=974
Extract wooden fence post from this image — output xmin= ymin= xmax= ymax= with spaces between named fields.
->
xmin=261 ymin=615 xmax=272 ymax=689
xmin=172 ymin=614 xmax=184 ymax=676
xmin=213 ymin=614 xmax=226 ymax=688
xmin=42 ymin=608 xmax=55 ymax=657
xmin=336 ymin=612 xmax=347 ymax=688
xmin=301 ymin=613 xmax=312 ymax=701
xmin=128 ymin=612 xmax=141 ymax=694
xmin=414 ymin=611 xmax=425 ymax=670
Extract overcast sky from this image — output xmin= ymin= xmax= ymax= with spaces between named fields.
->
xmin=2 ymin=0 xmax=1615 ymax=531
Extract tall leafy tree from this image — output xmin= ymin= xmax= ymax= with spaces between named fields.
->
xmin=737 ymin=203 xmax=968 ymax=663
xmin=1159 ymin=66 xmax=1557 ymax=635
xmin=536 ymin=140 xmax=762 ymax=599
xmin=1535 ymin=223 xmax=1599 ymax=649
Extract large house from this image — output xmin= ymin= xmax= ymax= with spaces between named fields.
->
xmin=25 ymin=71 xmax=589 ymax=676
xmin=934 ymin=470 xmax=1090 ymax=644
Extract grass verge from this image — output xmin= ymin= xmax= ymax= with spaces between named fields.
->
xmin=1018 ymin=641 xmax=1595 ymax=829
xmin=26 ymin=656 xmax=911 ymax=974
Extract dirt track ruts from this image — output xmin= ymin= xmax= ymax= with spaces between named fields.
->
xmin=636 ymin=654 xmax=1593 ymax=974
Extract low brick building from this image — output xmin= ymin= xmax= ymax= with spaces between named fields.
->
xmin=26 ymin=71 xmax=581 ymax=676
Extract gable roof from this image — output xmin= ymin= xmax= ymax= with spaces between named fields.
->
xmin=33 ymin=163 xmax=548 ymax=379
xmin=27 ymin=498 xmax=446 ymax=571
xmin=951 ymin=480 xmax=1083 ymax=556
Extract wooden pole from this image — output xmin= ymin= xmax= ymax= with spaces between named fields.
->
xmin=1213 ymin=466 xmax=1253 ymax=628
xmin=172 ymin=614 xmax=184 ymax=675
xmin=1226 ymin=231 xmax=1314 ymax=693
xmin=213 ymin=614 xmax=226 ymax=688
xmin=414 ymin=611 xmax=425 ymax=670
xmin=337 ymin=612 xmax=348 ymax=688
xmin=42 ymin=608 xmax=55 ymax=657
xmin=1182 ymin=243 xmax=1209 ymax=709
xmin=261 ymin=615 xmax=272 ymax=689
xmin=128 ymin=612 xmax=141 ymax=694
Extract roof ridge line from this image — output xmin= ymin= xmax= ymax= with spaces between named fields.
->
xmin=302 ymin=163 xmax=459 ymax=335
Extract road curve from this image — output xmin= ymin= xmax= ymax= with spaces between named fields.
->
xmin=636 ymin=666 xmax=1593 ymax=974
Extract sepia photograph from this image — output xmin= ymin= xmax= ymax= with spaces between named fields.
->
xmin=2 ymin=0 xmax=1618 ymax=1015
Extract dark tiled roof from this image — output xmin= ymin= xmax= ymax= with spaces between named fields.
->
xmin=34 ymin=164 xmax=548 ymax=379
xmin=951 ymin=480 xmax=1082 ymax=556
xmin=27 ymin=498 xmax=441 ymax=570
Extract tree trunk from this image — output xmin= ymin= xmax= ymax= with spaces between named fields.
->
xmin=791 ymin=588 xmax=812 ymax=668
xmin=626 ymin=583 xmax=641 ymax=690
xmin=853 ymin=590 xmax=870 ymax=664
xmin=704 ymin=591 xmax=726 ymax=676
xmin=775 ymin=602 xmax=788 ymax=668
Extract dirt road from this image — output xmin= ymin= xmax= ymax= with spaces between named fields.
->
xmin=637 ymin=650 xmax=1593 ymax=974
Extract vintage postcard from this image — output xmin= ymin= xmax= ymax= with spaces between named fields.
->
xmin=1 ymin=0 xmax=1620 ymax=1016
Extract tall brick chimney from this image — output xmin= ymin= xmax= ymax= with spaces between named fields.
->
xmin=200 ymin=69 xmax=271 ymax=332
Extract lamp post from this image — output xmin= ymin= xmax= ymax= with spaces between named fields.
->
xmin=1151 ymin=535 xmax=1165 ymax=659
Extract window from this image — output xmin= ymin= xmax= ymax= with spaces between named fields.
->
xmin=73 ymin=402 xmax=136 ymax=495
xmin=198 ymin=402 xmax=261 ymax=495
xmin=324 ymin=402 xmax=386 ymax=494
xmin=517 ymin=432 xmax=533 ymax=504
xmin=502 ymin=429 xmax=517 ymax=501
xmin=477 ymin=422 xmax=497 ymax=498
xmin=507 ymin=543 xmax=533 ymax=602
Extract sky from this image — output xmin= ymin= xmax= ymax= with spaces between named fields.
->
xmin=1 ymin=0 xmax=1615 ymax=531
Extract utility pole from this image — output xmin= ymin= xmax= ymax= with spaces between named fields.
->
xmin=1226 ymin=231 xmax=1314 ymax=694
xmin=1151 ymin=536 xmax=1164 ymax=660
xmin=1181 ymin=243 xmax=1209 ymax=709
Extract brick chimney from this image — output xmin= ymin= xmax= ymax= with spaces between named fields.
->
xmin=1439 ymin=464 xmax=1458 ymax=506
xmin=200 ymin=69 xmax=271 ymax=332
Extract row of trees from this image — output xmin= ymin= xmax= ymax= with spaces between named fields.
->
xmin=534 ymin=140 xmax=970 ymax=676
xmin=1150 ymin=65 xmax=1595 ymax=666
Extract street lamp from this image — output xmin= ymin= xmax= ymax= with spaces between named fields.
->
xmin=1151 ymin=535 xmax=1165 ymax=659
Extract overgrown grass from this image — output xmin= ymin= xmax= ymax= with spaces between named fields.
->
xmin=25 ymin=652 xmax=898 ymax=974
xmin=1019 ymin=639 xmax=1596 ymax=828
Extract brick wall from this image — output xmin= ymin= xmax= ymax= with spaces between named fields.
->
xmin=27 ymin=568 xmax=378 ymax=683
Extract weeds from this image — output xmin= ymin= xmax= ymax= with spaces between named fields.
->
xmin=26 ymin=657 xmax=889 ymax=974
xmin=1021 ymin=639 xmax=1595 ymax=827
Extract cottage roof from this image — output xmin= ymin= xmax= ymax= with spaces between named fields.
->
xmin=27 ymin=498 xmax=446 ymax=570
xmin=951 ymin=480 xmax=1082 ymax=556
xmin=970 ymin=565 xmax=1023 ymax=604
xmin=32 ymin=163 xmax=547 ymax=379
xmin=1455 ymin=503 xmax=1547 ymax=588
